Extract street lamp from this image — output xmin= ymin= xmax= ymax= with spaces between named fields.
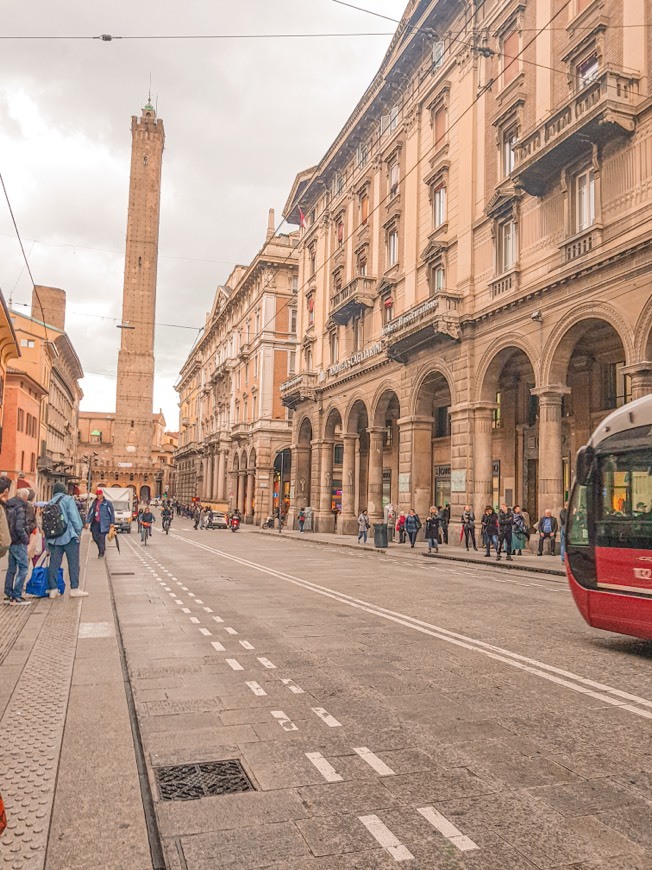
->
xmin=278 ymin=450 xmax=284 ymax=534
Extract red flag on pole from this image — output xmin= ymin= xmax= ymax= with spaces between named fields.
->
xmin=298 ymin=207 xmax=306 ymax=229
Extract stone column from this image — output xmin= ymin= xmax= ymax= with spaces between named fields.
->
xmin=317 ymin=440 xmax=335 ymax=532
xmin=533 ymin=386 xmax=569 ymax=518
xmin=448 ymin=405 xmax=474 ymax=544
xmin=294 ymin=446 xmax=311 ymax=512
xmin=238 ymin=471 xmax=246 ymax=514
xmin=397 ymin=416 xmax=434 ymax=518
xmin=211 ymin=452 xmax=220 ymax=501
xmin=246 ymin=470 xmax=255 ymax=521
xmin=205 ymin=451 xmax=214 ymax=502
xmin=623 ymin=361 xmax=652 ymax=401
xmin=341 ymin=434 xmax=358 ymax=535
xmin=367 ymin=427 xmax=385 ymax=521
xmin=473 ymin=404 xmax=496 ymax=515
xmin=216 ymin=451 xmax=226 ymax=501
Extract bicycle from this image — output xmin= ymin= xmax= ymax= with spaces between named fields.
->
xmin=162 ymin=516 xmax=171 ymax=535
xmin=141 ymin=521 xmax=151 ymax=545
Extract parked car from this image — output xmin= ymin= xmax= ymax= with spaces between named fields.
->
xmin=211 ymin=512 xmax=228 ymax=529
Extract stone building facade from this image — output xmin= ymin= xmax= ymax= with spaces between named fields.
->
xmin=175 ymin=211 xmax=299 ymax=521
xmin=282 ymin=0 xmax=652 ymax=536
xmin=0 ymin=287 xmax=84 ymax=499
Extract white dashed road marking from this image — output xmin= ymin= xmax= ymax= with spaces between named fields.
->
xmin=213 ymin=616 xmax=224 ymax=623
xmin=305 ymin=752 xmax=343 ymax=783
xmin=246 ymin=681 xmax=267 ymax=696
xmin=199 ymin=627 xmax=212 ymax=636
xmin=189 ymin=617 xmax=200 ymax=624
xmin=182 ymin=607 xmax=191 ymax=614
xmin=359 ymin=815 xmax=414 ymax=862
xmin=211 ymin=641 xmax=226 ymax=652
xmin=239 ymin=640 xmax=255 ymax=650
xmin=311 ymin=707 xmax=342 ymax=728
xmin=281 ymin=678 xmax=304 ymax=694
xmin=203 ymin=607 xmax=213 ymax=613
xmin=271 ymin=710 xmax=298 ymax=732
xmin=353 ymin=747 xmax=395 ymax=776
xmin=226 ymin=659 xmax=244 ymax=671
xmin=225 ymin=627 xmax=238 ymax=635
xmin=417 ymin=806 xmax=479 ymax=852
xmin=257 ymin=657 xmax=276 ymax=669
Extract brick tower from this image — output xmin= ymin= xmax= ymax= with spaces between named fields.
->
xmin=113 ymin=99 xmax=165 ymax=475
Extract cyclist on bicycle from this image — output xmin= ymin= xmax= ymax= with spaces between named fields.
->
xmin=161 ymin=502 xmax=173 ymax=534
xmin=140 ymin=505 xmax=155 ymax=543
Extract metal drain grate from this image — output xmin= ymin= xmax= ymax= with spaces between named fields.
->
xmin=111 ymin=572 xmax=135 ymax=576
xmin=155 ymin=760 xmax=255 ymax=801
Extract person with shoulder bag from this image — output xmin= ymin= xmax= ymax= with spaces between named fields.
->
xmin=46 ymin=483 xmax=85 ymax=599
xmin=425 ymin=507 xmax=440 ymax=554
xmin=85 ymin=489 xmax=115 ymax=558
xmin=461 ymin=506 xmax=477 ymax=551
xmin=405 ymin=509 xmax=421 ymax=548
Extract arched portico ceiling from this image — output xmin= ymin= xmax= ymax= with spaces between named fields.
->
xmin=475 ymin=337 xmax=539 ymax=403
xmin=542 ymin=308 xmax=632 ymax=386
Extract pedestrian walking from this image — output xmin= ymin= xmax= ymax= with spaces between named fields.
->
xmin=425 ymin=507 xmax=440 ymax=554
xmin=512 ymin=505 xmax=529 ymax=555
xmin=559 ymin=501 xmax=568 ymax=563
xmin=461 ymin=505 xmax=477 ymax=551
xmin=4 ymin=488 xmax=31 ymax=605
xmin=357 ymin=509 xmax=370 ymax=544
xmin=440 ymin=503 xmax=450 ymax=544
xmin=298 ymin=508 xmax=306 ymax=532
xmin=536 ymin=509 xmax=559 ymax=556
xmin=395 ymin=511 xmax=406 ymax=544
xmin=193 ymin=505 xmax=201 ymax=530
xmin=497 ymin=503 xmax=514 ymax=561
xmin=46 ymin=482 xmax=86 ymax=599
xmin=481 ymin=506 xmax=499 ymax=557
xmin=86 ymin=489 xmax=115 ymax=558
xmin=405 ymin=508 xmax=421 ymax=548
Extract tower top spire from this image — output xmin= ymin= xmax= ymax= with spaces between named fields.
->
xmin=142 ymin=96 xmax=156 ymax=118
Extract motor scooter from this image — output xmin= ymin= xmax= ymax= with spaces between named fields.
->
xmin=230 ymin=515 xmax=240 ymax=532
xmin=262 ymin=516 xmax=275 ymax=529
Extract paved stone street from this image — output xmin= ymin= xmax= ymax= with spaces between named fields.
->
xmin=3 ymin=519 xmax=652 ymax=868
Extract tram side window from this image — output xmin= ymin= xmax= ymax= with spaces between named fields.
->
xmin=568 ymin=482 xmax=590 ymax=546
xmin=597 ymin=451 xmax=652 ymax=549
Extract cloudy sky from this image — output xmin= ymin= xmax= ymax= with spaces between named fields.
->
xmin=0 ymin=1 xmax=404 ymax=427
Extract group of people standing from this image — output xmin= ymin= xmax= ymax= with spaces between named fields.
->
xmin=355 ymin=501 xmax=566 ymax=562
xmin=3 ymin=484 xmax=116 ymax=605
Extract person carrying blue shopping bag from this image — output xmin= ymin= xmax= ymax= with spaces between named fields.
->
xmin=45 ymin=483 xmax=86 ymax=599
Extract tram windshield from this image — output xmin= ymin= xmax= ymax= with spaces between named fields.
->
xmin=595 ymin=448 xmax=652 ymax=550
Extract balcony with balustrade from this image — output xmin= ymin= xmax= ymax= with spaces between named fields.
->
xmin=382 ymin=292 xmax=461 ymax=363
xmin=280 ymin=372 xmax=318 ymax=410
xmin=329 ymin=275 xmax=377 ymax=325
xmin=514 ymin=69 xmax=641 ymax=196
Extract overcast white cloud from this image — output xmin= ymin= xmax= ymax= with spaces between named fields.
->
xmin=0 ymin=1 xmax=404 ymax=427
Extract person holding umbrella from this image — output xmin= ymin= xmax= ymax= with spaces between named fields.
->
xmin=86 ymin=489 xmax=115 ymax=558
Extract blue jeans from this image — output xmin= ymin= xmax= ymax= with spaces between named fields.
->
xmin=358 ymin=530 xmax=368 ymax=543
xmin=5 ymin=543 xmax=29 ymax=599
xmin=485 ymin=533 xmax=498 ymax=554
xmin=48 ymin=539 xmax=80 ymax=590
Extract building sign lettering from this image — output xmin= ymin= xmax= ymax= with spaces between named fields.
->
xmin=328 ymin=341 xmax=384 ymax=377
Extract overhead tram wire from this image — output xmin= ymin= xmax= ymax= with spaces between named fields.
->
xmin=0 ymin=31 xmax=395 ymax=41
xmin=254 ymin=0 xmax=575 ymax=343
xmin=0 ymin=168 xmax=52 ymax=341
xmin=331 ymin=0 xmax=600 ymax=81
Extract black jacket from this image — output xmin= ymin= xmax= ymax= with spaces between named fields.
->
xmin=6 ymin=496 xmax=29 ymax=545
xmin=498 ymin=509 xmax=514 ymax=531
xmin=482 ymin=511 xmax=499 ymax=536
xmin=461 ymin=510 xmax=475 ymax=528
xmin=425 ymin=515 xmax=440 ymax=538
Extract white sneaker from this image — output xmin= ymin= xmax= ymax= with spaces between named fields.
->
xmin=48 ymin=589 xmax=60 ymax=599
xmin=69 ymin=589 xmax=89 ymax=598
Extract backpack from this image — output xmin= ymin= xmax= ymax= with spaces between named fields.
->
xmin=42 ymin=497 xmax=68 ymax=540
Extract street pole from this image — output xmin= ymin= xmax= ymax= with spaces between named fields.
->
xmin=278 ymin=451 xmax=284 ymax=534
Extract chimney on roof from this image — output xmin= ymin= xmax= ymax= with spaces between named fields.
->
xmin=32 ymin=285 xmax=66 ymax=331
xmin=266 ymin=208 xmax=275 ymax=241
